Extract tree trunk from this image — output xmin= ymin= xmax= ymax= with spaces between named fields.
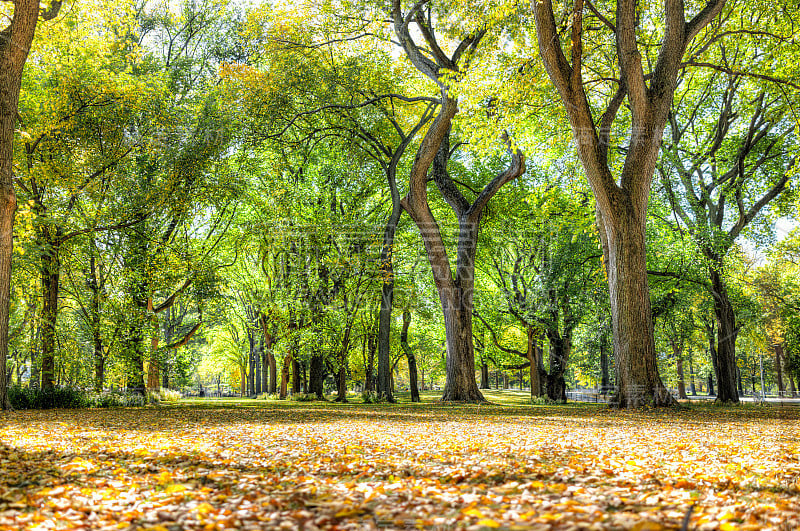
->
xmin=710 ymin=266 xmax=739 ymax=403
xmin=774 ymin=342 xmax=785 ymax=397
xmin=365 ymin=326 xmax=376 ymax=393
xmin=279 ymin=354 xmax=291 ymax=399
xmin=247 ymin=330 xmax=256 ymax=396
xmin=672 ymin=341 xmax=688 ymax=399
xmin=545 ymin=330 xmax=568 ymax=402
xmin=708 ymin=373 xmax=715 ymax=396
xmin=39 ymin=235 xmax=60 ymax=390
xmin=400 ymin=309 xmax=420 ymax=402
xmin=598 ymin=207 xmax=673 ymax=407
xmin=309 ymin=351 xmax=324 ymax=399
xmin=480 ymin=360 xmax=489 ymax=389
xmin=377 ymin=204 xmax=401 ymax=403
xmin=527 ymin=327 xmax=543 ymax=399
xmin=255 ymin=337 xmax=262 ymax=395
xmin=292 ymin=358 xmax=301 ymax=394
xmin=599 ymin=333 xmax=611 ymax=394
xmin=261 ymin=339 xmax=270 ymax=396
xmin=89 ymin=256 xmax=105 ymax=392
xmin=268 ymin=348 xmax=277 ymax=394
xmin=688 ymin=354 xmax=697 ymax=395
xmin=0 ymin=0 xmax=52 ymax=409
xmin=147 ymin=330 xmax=160 ymax=391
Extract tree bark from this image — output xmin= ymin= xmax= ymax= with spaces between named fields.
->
xmin=710 ymin=266 xmax=739 ymax=403
xmin=376 ymin=200 xmax=400 ymax=403
xmin=526 ymin=327 xmax=543 ymax=399
xmin=545 ymin=330 xmax=569 ymax=402
xmin=39 ymin=234 xmax=61 ymax=390
xmin=400 ymin=309 xmax=420 ymax=402
xmin=309 ymin=349 xmax=324 ymax=399
xmin=0 ymin=0 xmax=61 ymax=408
xmin=279 ymin=354 xmax=291 ymax=399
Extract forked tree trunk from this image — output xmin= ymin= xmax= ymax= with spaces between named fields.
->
xmin=710 ymin=267 xmax=739 ymax=403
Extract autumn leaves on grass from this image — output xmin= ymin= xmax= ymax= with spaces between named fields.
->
xmin=0 ymin=404 xmax=798 ymax=530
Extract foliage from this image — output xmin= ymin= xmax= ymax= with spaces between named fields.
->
xmin=7 ymin=385 xmax=87 ymax=410
xmin=147 ymin=388 xmax=182 ymax=404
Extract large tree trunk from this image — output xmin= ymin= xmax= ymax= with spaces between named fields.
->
xmin=0 ymin=0 xmax=55 ymax=409
xmin=309 ymin=350 xmax=324 ymax=399
xmin=400 ymin=309 xmax=420 ymax=402
xmin=598 ymin=207 xmax=673 ymax=407
xmin=710 ymin=266 xmax=739 ymax=403
xmin=39 ymin=235 xmax=60 ymax=390
xmin=545 ymin=330 xmax=568 ymax=402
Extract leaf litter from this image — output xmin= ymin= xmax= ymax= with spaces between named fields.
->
xmin=0 ymin=403 xmax=797 ymax=530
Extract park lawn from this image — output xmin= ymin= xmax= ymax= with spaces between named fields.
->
xmin=0 ymin=399 xmax=797 ymax=530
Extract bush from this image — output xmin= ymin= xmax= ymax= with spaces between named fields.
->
xmin=8 ymin=385 xmax=87 ymax=410
xmin=361 ymin=390 xmax=378 ymax=404
xmin=86 ymin=391 xmax=146 ymax=408
xmin=146 ymin=388 xmax=182 ymax=404
xmin=530 ymin=395 xmax=560 ymax=405
xmin=292 ymin=393 xmax=317 ymax=402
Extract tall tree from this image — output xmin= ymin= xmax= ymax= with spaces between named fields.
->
xmin=0 ymin=0 xmax=62 ymax=406
xmin=658 ymin=19 xmax=799 ymax=402
xmin=391 ymin=0 xmax=525 ymax=402
xmin=530 ymin=0 xmax=727 ymax=406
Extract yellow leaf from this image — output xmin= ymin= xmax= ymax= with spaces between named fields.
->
xmin=462 ymin=507 xmax=484 ymax=518
xmin=631 ymin=522 xmax=665 ymax=531
xmin=476 ymin=518 xmax=501 ymax=528
xmin=164 ymin=484 xmax=189 ymax=494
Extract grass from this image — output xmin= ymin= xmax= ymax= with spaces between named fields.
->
xmin=0 ymin=394 xmax=797 ymax=530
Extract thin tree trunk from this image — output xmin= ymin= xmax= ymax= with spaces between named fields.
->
xmin=365 ymin=325 xmax=376 ymax=393
xmin=774 ymin=342 xmax=785 ymax=397
xmin=688 ymin=353 xmax=696 ymax=395
xmin=377 ymin=205 xmax=400 ymax=402
xmin=400 ymin=309 xmax=420 ymax=402
xmin=279 ymin=354 xmax=291 ymax=399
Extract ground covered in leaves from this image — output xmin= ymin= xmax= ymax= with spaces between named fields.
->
xmin=0 ymin=396 xmax=798 ymax=530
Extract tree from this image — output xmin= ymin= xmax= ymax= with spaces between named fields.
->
xmin=530 ymin=0 xmax=727 ymax=406
xmin=391 ymin=0 xmax=525 ymax=402
xmin=658 ymin=20 xmax=799 ymax=401
xmin=0 ymin=0 xmax=62 ymax=406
